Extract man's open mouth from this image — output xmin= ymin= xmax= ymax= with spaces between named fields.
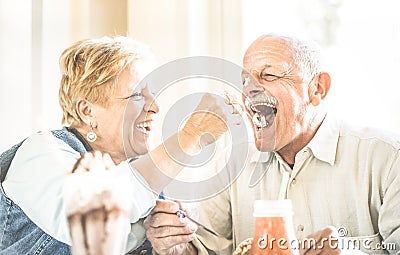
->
xmin=245 ymin=97 xmax=277 ymax=130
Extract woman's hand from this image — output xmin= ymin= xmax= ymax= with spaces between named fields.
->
xmin=181 ymin=92 xmax=243 ymax=150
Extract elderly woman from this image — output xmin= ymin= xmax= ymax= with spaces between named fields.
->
xmin=0 ymin=37 xmax=232 ymax=254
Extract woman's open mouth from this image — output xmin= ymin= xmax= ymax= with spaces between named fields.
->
xmin=136 ymin=120 xmax=152 ymax=135
xmin=245 ymin=96 xmax=277 ymax=130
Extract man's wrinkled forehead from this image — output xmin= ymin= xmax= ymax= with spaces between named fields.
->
xmin=243 ymin=36 xmax=293 ymax=72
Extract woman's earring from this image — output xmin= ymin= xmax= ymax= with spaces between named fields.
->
xmin=86 ymin=124 xmax=97 ymax=142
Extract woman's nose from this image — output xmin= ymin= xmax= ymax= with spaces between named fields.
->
xmin=145 ymin=94 xmax=159 ymax=114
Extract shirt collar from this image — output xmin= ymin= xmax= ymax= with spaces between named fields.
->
xmin=306 ymin=113 xmax=341 ymax=166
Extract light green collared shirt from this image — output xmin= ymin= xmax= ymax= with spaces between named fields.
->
xmin=192 ymin=115 xmax=400 ymax=254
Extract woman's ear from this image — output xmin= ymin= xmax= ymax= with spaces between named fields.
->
xmin=76 ymin=99 xmax=96 ymax=126
xmin=309 ymin=72 xmax=331 ymax=106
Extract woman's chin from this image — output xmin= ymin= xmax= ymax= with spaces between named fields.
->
xmin=126 ymin=133 xmax=152 ymax=156
xmin=127 ymin=141 xmax=151 ymax=158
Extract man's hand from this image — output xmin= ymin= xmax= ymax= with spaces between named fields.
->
xmin=144 ymin=200 xmax=198 ymax=255
xmin=299 ymin=226 xmax=342 ymax=255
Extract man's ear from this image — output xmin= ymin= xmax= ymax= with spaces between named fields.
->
xmin=309 ymin=72 xmax=331 ymax=106
xmin=76 ymin=99 xmax=96 ymax=126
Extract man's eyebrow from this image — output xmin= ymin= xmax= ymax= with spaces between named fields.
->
xmin=242 ymin=64 xmax=273 ymax=76
xmin=259 ymin=64 xmax=273 ymax=72
xmin=241 ymin=70 xmax=249 ymax=76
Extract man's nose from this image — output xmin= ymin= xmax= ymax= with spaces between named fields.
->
xmin=242 ymin=78 xmax=265 ymax=99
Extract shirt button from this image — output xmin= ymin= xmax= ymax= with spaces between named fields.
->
xmin=291 ymin=178 xmax=296 ymax=185
xmin=139 ymin=249 xmax=148 ymax=255
xmin=297 ymin=225 xmax=304 ymax=231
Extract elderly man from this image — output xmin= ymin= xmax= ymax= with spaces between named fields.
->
xmin=144 ymin=34 xmax=400 ymax=255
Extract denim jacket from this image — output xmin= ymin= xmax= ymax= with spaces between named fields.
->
xmin=0 ymin=128 xmax=91 ymax=254
xmin=0 ymin=128 xmax=155 ymax=255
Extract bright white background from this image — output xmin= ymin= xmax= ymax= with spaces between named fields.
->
xmin=1 ymin=0 xmax=400 ymax=152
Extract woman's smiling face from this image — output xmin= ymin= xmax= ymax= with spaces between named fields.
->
xmin=92 ymin=62 xmax=159 ymax=162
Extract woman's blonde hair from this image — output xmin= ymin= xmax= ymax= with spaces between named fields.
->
xmin=58 ymin=36 xmax=154 ymax=126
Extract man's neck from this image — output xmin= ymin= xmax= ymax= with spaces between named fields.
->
xmin=277 ymin=113 xmax=326 ymax=164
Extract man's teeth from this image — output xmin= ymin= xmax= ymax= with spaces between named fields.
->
xmin=245 ymin=96 xmax=277 ymax=113
xmin=250 ymin=101 xmax=277 ymax=112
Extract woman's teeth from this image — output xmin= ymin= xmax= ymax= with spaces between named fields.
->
xmin=137 ymin=121 xmax=151 ymax=134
